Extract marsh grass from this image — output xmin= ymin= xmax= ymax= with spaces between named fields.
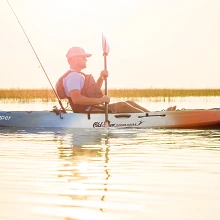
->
xmin=0 ymin=89 xmax=56 ymax=102
xmin=0 ymin=88 xmax=220 ymax=102
xmin=109 ymin=88 xmax=220 ymax=98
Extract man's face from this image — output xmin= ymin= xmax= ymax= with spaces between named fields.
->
xmin=77 ymin=56 xmax=87 ymax=69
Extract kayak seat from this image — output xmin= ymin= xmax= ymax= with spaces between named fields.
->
xmin=88 ymin=105 xmax=114 ymax=113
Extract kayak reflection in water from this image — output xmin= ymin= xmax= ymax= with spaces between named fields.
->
xmin=55 ymin=47 xmax=176 ymax=113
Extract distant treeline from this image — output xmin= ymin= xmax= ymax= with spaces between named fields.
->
xmin=0 ymin=88 xmax=220 ymax=101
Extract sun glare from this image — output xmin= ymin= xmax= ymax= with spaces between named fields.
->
xmin=1 ymin=0 xmax=220 ymax=89
xmin=77 ymin=161 xmax=89 ymax=173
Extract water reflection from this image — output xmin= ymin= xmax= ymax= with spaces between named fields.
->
xmin=0 ymin=127 xmax=220 ymax=220
xmin=55 ymin=129 xmax=137 ymax=215
xmin=0 ymin=127 xmax=119 ymax=219
xmin=56 ymin=132 xmax=106 ymax=205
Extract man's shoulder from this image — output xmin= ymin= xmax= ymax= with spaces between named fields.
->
xmin=65 ymin=71 xmax=83 ymax=79
xmin=69 ymin=70 xmax=80 ymax=75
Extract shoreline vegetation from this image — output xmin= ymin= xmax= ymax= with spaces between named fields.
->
xmin=0 ymin=88 xmax=220 ymax=102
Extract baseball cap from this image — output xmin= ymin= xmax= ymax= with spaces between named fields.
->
xmin=66 ymin=47 xmax=92 ymax=59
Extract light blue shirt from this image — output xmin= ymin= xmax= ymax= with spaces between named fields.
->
xmin=63 ymin=71 xmax=85 ymax=97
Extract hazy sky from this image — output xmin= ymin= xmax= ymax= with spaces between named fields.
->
xmin=1 ymin=0 xmax=220 ymax=89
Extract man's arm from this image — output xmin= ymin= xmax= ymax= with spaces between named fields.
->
xmin=70 ymin=90 xmax=110 ymax=105
xmin=97 ymin=77 xmax=104 ymax=88
xmin=96 ymin=70 xmax=108 ymax=89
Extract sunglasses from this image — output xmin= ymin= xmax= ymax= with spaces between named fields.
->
xmin=77 ymin=56 xmax=87 ymax=61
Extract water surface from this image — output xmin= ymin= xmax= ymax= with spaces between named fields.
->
xmin=0 ymin=97 xmax=220 ymax=220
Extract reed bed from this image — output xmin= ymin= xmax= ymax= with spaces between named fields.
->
xmin=0 ymin=88 xmax=220 ymax=101
xmin=0 ymin=89 xmax=56 ymax=102
xmin=108 ymin=88 xmax=220 ymax=98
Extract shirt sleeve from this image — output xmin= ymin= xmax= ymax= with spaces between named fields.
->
xmin=63 ymin=72 xmax=85 ymax=97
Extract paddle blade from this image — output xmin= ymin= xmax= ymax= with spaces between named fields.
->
xmin=102 ymin=33 xmax=110 ymax=55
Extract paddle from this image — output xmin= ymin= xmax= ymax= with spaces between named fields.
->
xmin=102 ymin=33 xmax=110 ymax=127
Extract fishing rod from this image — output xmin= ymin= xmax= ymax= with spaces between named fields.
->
xmin=6 ymin=0 xmax=66 ymax=113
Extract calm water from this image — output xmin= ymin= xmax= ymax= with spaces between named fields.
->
xmin=0 ymin=97 xmax=220 ymax=220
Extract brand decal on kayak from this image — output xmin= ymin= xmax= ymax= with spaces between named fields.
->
xmin=93 ymin=120 xmax=144 ymax=128
xmin=0 ymin=116 xmax=11 ymax=120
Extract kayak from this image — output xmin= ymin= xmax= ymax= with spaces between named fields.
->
xmin=0 ymin=108 xmax=220 ymax=129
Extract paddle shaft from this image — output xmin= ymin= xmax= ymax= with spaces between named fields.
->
xmin=103 ymin=52 xmax=109 ymax=124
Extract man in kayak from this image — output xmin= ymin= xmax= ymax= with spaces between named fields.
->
xmin=56 ymin=47 xmax=176 ymax=113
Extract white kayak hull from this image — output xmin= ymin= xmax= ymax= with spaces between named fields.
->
xmin=1 ymin=108 xmax=220 ymax=129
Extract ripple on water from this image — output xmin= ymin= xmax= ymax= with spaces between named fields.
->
xmin=0 ymin=127 xmax=220 ymax=220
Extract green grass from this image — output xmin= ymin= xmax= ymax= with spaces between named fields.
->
xmin=0 ymin=88 xmax=220 ymax=101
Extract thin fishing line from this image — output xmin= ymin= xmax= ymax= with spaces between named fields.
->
xmin=6 ymin=0 xmax=66 ymax=113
